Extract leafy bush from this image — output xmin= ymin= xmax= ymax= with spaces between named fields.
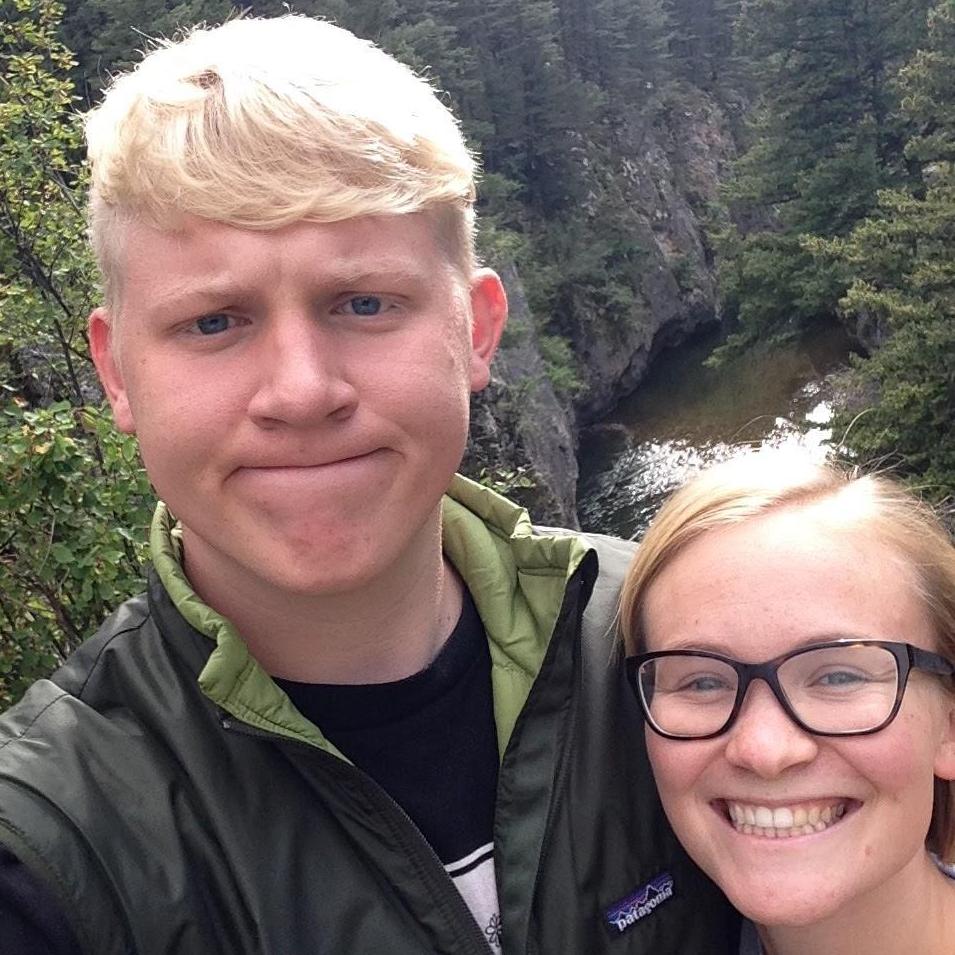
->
xmin=0 ymin=0 xmax=154 ymax=706
xmin=0 ymin=403 xmax=154 ymax=708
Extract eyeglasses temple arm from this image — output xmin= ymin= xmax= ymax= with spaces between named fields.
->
xmin=910 ymin=645 xmax=955 ymax=677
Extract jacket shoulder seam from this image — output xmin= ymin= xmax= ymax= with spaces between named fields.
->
xmin=0 ymin=693 xmax=68 ymax=752
xmin=75 ymin=612 xmax=153 ymax=700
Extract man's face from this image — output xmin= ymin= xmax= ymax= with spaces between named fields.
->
xmin=90 ymin=213 xmax=506 ymax=599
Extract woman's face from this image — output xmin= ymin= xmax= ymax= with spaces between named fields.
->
xmin=641 ymin=503 xmax=955 ymax=927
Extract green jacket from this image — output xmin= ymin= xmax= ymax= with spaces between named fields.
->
xmin=0 ymin=477 xmax=739 ymax=954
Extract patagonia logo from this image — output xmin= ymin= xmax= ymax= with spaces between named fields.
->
xmin=604 ymin=873 xmax=675 ymax=935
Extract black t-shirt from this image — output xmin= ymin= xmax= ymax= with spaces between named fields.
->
xmin=0 ymin=591 xmax=498 ymax=954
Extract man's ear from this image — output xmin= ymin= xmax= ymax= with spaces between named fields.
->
xmin=468 ymin=269 xmax=507 ymax=393
xmin=89 ymin=307 xmax=136 ymax=434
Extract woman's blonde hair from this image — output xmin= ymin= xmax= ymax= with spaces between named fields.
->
xmin=85 ymin=15 xmax=478 ymax=307
xmin=618 ymin=450 xmax=955 ymax=860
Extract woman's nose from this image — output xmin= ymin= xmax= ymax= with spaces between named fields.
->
xmin=723 ymin=680 xmax=819 ymax=778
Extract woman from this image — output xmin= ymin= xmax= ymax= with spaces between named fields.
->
xmin=619 ymin=452 xmax=955 ymax=955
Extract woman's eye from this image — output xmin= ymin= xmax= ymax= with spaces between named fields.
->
xmin=194 ymin=314 xmax=233 ymax=335
xmin=815 ymin=670 xmax=867 ymax=687
xmin=678 ymin=675 xmax=731 ymax=693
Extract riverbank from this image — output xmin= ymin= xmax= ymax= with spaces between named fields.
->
xmin=576 ymin=323 xmax=856 ymax=538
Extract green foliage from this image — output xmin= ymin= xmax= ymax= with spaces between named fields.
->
xmin=538 ymin=333 xmax=586 ymax=398
xmin=474 ymin=465 xmax=536 ymax=498
xmin=717 ymin=0 xmax=933 ymax=350
xmin=664 ymin=0 xmax=741 ymax=90
xmin=0 ymin=0 xmax=95 ymax=399
xmin=808 ymin=0 xmax=955 ymax=491
xmin=1 ymin=0 xmax=154 ymax=705
xmin=0 ymin=403 xmax=153 ymax=708
xmin=63 ymin=0 xmax=234 ymax=100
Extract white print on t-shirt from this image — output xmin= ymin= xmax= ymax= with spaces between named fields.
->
xmin=445 ymin=842 xmax=501 ymax=952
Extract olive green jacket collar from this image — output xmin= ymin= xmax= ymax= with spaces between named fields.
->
xmin=150 ymin=474 xmax=592 ymax=761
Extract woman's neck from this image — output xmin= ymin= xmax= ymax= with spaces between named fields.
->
xmin=759 ymin=852 xmax=955 ymax=955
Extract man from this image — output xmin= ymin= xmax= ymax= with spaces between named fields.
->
xmin=0 ymin=15 xmax=739 ymax=954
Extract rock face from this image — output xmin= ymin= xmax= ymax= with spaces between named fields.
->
xmin=462 ymin=263 xmax=580 ymax=526
xmin=574 ymin=95 xmax=736 ymax=421
xmin=462 ymin=92 xmax=738 ymax=526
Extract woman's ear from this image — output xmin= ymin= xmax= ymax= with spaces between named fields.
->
xmin=933 ymin=702 xmax=955 ymax=781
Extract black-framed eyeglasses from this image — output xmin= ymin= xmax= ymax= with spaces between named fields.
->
xmin=626 ymin=640 xmax=955 ymax=740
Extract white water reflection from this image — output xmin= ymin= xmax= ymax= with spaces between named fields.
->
xmin=577 ymin=325 xmax=852 ymax=540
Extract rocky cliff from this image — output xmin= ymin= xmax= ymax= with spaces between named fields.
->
xmin=463 ymin=92 xmax=739 ymax=527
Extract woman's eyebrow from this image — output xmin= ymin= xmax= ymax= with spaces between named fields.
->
xmin=650 ymin=632 xmax=876 ymax=656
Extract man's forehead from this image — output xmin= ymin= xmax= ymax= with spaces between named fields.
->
xmin=120 ymin=213 xmax=443 ymax=282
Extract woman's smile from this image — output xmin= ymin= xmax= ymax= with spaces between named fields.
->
xmin=718 ymin=798 xmax=853 ymax=838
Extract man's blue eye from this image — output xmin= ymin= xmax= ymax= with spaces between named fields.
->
xmin=347 ymin=296 xmax=383 ymax=316
xmin=195 ymin=314 xmax=231 ymax=335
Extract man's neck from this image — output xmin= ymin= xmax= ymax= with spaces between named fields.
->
xmin=180 ymin=518 xmax=465 ymax=685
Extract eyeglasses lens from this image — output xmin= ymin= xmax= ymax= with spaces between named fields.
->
xmin=638 ymin=645 xmax=900 ymax=738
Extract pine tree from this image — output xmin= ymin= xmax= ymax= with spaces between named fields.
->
xmin=664 ymin=0 xmax=741 ymax=90
xmin=808 ymin=0 xmax=955 ymax=488
xmin=714 ymin=0 xmax=933 ymax=357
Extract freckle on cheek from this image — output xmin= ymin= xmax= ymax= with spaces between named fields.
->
xmin=864 ymin=844 xmax=873 ymax=857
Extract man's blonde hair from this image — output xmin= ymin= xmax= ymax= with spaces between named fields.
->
xmin=85 ymin=15 xmax=478 ymax=307
xmin=618 ymin=450 xmax=955 ymax=861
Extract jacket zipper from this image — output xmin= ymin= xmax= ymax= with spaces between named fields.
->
xmin=518 ymin=574 xmax=585 ymax=955
xmin=220 ymin=717 xmax=493 ymax=955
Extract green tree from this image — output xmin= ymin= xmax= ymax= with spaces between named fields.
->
xmin=808 ymin=0 xmax=955 ymax=489
xmin=715 ymin=0 xmax=932 ymax=357
xmin=0 ymin=0 xmax=154 ymax=707
xmin=664 ymin=0 xmax=741 ymax=90
xmin=63 ymin=0 xmax=233 ymax=101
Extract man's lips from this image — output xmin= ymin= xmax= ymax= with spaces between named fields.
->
xmin=236 ymin=449 xmax=385 ymax=471
xmin=230 ymin=450 xmax=390 ymax=489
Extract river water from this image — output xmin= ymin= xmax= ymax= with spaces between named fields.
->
xmin=576 ymin=323 xmax=855 ymax=539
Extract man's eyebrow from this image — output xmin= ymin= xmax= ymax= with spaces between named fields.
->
xmin=320 ymin=263 xmax=437 ymax=287
xmin=151 ymin=264 xmax=436 ymax=311
xmin=148 ymin=279 xmax=246 ymax=315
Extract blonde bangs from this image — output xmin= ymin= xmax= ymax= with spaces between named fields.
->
xmin=85 ymin=15 xmax=477 ymax=304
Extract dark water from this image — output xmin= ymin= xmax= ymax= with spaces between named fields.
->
xmin=577 ymin=323 xmax=855 ymax=539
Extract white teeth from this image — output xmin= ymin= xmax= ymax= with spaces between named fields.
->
xmin=773 ymin=807 xmax=794 ymax=828
xmin=726 ymin=801 xmax=848 ymax=839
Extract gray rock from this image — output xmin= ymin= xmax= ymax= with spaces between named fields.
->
xmin=464 ymin=91 xmax=739 ymax=525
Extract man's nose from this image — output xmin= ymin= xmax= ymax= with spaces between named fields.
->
xmin=247 ymin=314 xmax=358 ymax=427
xmin=723 ymin=680 xmax=819 ymax=778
